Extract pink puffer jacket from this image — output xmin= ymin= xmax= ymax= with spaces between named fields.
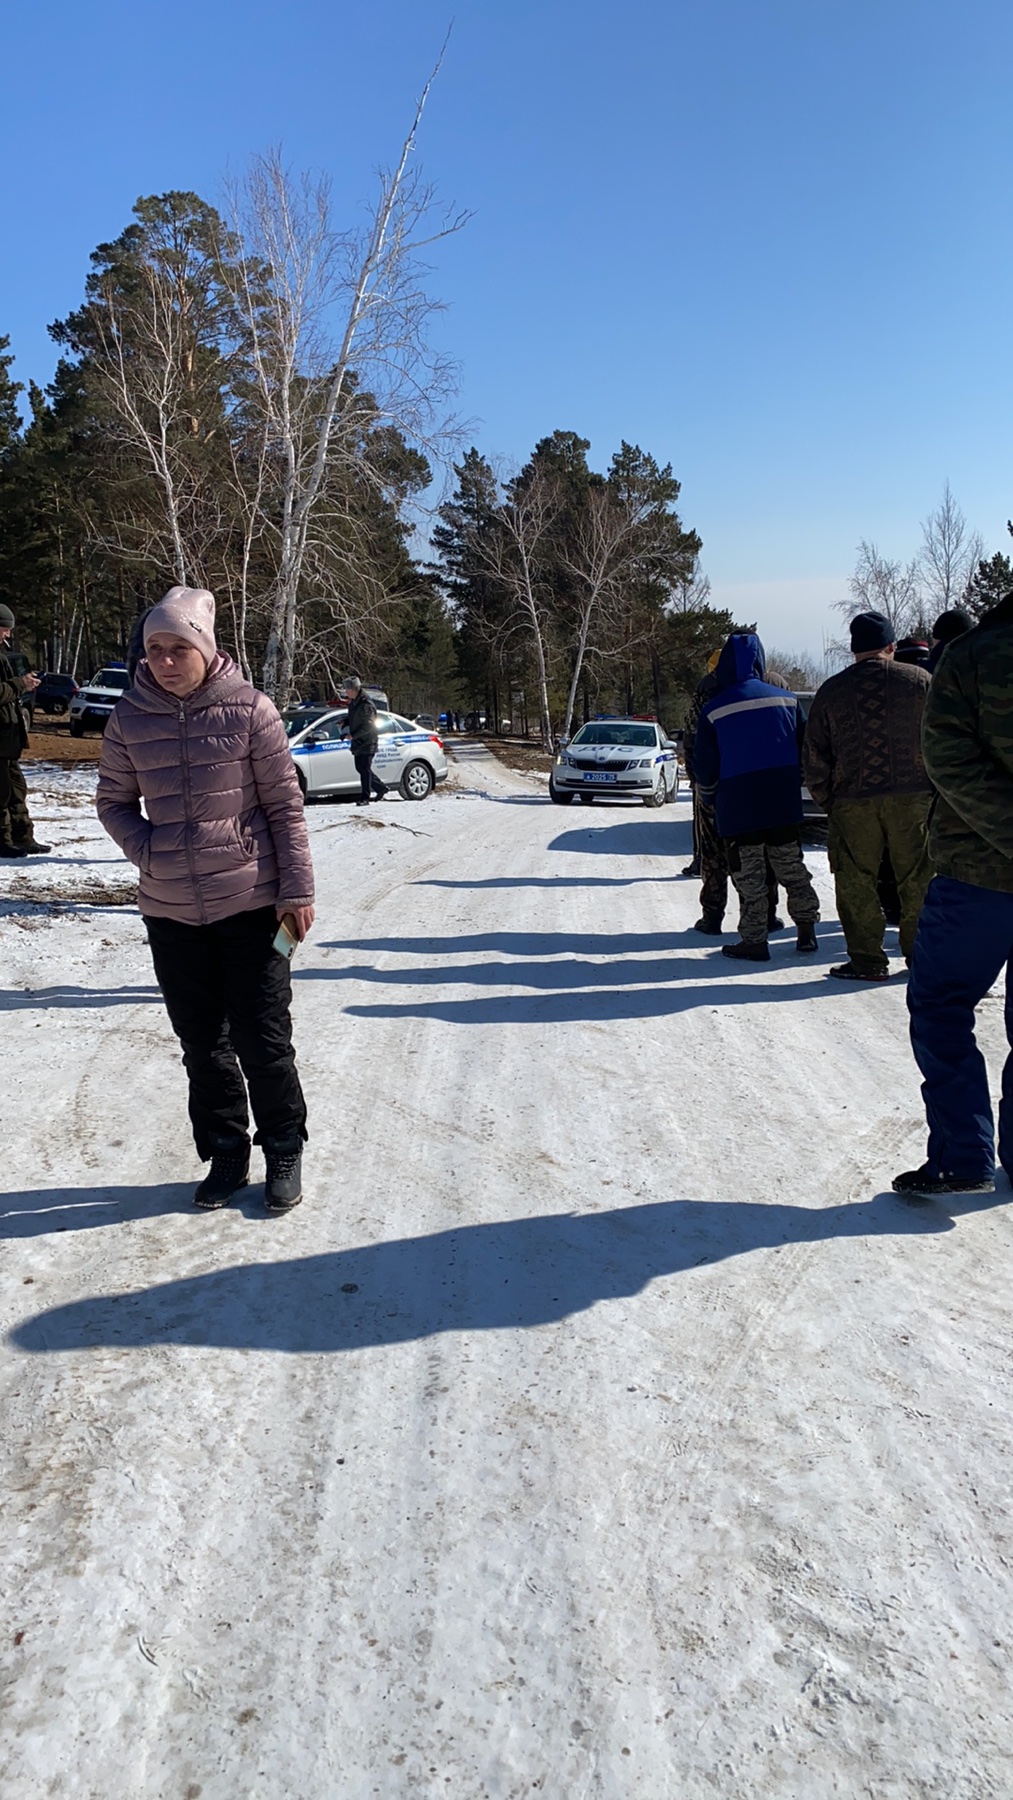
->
xmin=97 ymin=655 xmax=314 ymax=925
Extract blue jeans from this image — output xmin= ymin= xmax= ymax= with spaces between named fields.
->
xmin=907 ymin=876 xmax=1013 ymax=1179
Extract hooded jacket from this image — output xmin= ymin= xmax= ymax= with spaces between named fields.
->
xmin=97 ymin=654 xmax=314 ymax=925
xmin=921 ymin=591 xmax=1013 ymax=893
xmin=692 ymin=634 xmax=805 ymax=838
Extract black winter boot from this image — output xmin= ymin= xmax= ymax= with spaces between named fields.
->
xmin=194 ymin=1142 xmax=250 ymax=1209
xmin=693 ymin=913 xmax=724 ymax=935
xmin=0 ymin=840 xmax=28 ymax=858
xmin=796 ymin=922 xmax=818 ymax=953
xmin=767 ymin=912 xmax=786 ymax=932
xmin=722 ymin=939 xmax=770 ymax=963
xmin=16 ymin=838 xmax=52 ymax=854
xmin=892 ymin=1162 xmax=995 ymax=1201
xmin=264 ymin=1140 xmax=304 ymax=1211
xmin=681 ymin=858 xmax=701 ymax=877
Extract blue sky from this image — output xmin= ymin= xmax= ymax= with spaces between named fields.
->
xmin=3 ymin=0 xmax=1011 ymax=655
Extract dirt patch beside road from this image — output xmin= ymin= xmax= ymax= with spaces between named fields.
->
xmin=22 ymin=723 xmax=102 ymax=765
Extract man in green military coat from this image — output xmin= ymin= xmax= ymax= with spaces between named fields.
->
xmin=0 ymin=603 xmax=49 ymax=856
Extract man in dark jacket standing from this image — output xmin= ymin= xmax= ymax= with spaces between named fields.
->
xmin=693 ymin=632 xmax=819 ymax=962
xmin=0 ymin=603 xmax=48 ymax=857
xmin=893 ymin=591 xmax=1013 ymax=1199
xmin=803 ymin=611 xmax=932 ymax=981
xmin=341 ymin=674 xmax=387 ymax=805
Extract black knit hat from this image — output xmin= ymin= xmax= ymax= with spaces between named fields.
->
xmin=932 ymin=609 xmax=973 ymax=643
xmin=850 ymin=611 xmax=894 ymax=653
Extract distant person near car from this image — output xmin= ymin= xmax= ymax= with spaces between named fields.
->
xmin=693 ymin=632 xmax=819 ymax=962
xmin=0 ymin=603 xmax=49 ymax=859
xmin=341 ymin=673 xmax=387 ymax=804
xmin=97 ymin=586 xmax=315 ymax=1212
xmin=893 ymin=587 xmax=1013 ymax=1200
xmin=803 ymin=611 xmax=932 ymax=982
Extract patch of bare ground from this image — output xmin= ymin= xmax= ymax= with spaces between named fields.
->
xmin=484 ymin=740 xmax=553 ymax=776
xmin=4 ymin=876 xmax=138 ymax=913
xmin=22 ymin=724 xmax=103 ymax=765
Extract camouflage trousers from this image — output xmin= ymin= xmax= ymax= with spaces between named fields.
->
xmin=828 ymin=793 xmax=931 ymax=974
xmin=727 ymin=836 xmax=820 ymax=942
xmin=699 ymin=803 xmax=778 ymax=926
xmin=0 ymin=758 xmax=31 ymax=844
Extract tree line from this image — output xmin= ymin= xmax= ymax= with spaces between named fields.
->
xmin=0 ymin=98 xmax=738 ymax=734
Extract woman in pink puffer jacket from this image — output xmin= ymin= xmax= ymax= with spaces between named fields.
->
xmin=97 ymin=586 xmax=314 ymax=1212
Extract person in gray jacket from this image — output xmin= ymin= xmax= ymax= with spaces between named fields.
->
xmin=341 ymin=673 xmax=388 ymax=803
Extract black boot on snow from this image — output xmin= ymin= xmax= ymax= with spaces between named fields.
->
xmin=796 ymin=922 xmax=818 ymax=953
xmin=194 ymin=1143 xmax=250 ymax=1209
xmin=767 ymin=913 xmax=786 ymax=932
xmin=264 ymin=1141 xmax=304 ymax=1212
xmin=892 ymin=1162 xmax=995 ymax=1202
xmin=16 ymin=839 xmax=52 ymax=854
xmin=722 ymin=939 xmax=770 ymax=962
xmin=681 ymin=858 xmax=701 ymax=877
xmin=0 ymin=840 xmax=28 ymax=858
xmin=693 ymin=913 xmax=724 ymax=934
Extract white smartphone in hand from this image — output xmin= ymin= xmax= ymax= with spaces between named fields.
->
xmin=273 ymin=915 xmax=299 ymax=960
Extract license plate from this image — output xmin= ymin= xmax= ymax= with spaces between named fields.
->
xmin=584 ymin=771 xmax=617 ymax=783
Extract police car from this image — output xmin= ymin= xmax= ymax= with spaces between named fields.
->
xmin=285 ymin=708 xmax=448 ymax=801
xmin=549 ymin=716 xmax=680 ymax=806
xmin=68 ymin=665 xmax=131 ymax=735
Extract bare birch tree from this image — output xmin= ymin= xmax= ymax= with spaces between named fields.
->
xmin=835 ymin=540 xmax=925 ymax=639
xmin=919 ymin=482 xmax=983 ymax=615
xmin=226 ymin=52 xmax=468 ymax=704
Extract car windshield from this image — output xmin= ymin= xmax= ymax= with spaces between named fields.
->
xmin=95 ymin=669 xmax=130 ymax=690
xmin=570 ymin=723 xmax=656 ymax=748
xmin=282 ymin=707 xmax=335 ymax=739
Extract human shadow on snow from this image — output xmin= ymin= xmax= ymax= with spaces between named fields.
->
xmin=0 ymin=984 xmax=161 ymax=1013
xmin=10 ymin=1194 xmax=1000 ymax=1355
xmin=0 ymin=1183 xmax=199 ymax=1239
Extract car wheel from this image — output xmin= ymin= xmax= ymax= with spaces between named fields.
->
xmin=644 ymin=781 xmax=666 ymax=808
xmin=401 ymin=759 xmax=434 ymax=801
xmin=549 ymin=780 xmax=574 ymax=805
xmin=52 ymin=700 xmax=68 ymax=715
xmin=664 ymin=772 xmax=678 ymax=803
xmin=69 ymin=719 xmax=84 ymax=738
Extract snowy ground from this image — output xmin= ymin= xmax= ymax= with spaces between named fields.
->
xmin=2 ymin=751 xmax=1012 ymax=1799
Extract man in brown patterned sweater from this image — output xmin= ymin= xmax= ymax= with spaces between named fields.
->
xmin=803 ymin=610 xmax=932 ymax=980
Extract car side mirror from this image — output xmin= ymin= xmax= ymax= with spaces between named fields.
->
xmin=304 ymin=730 xmax=327 ymax=745
xmin=557 ymin=734 xmax=570 ymax=749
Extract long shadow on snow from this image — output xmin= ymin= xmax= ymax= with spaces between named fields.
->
xmin=0 ymin=984 xmax=161 ymax=1012
xmin=1 ymin=1183 xmax=200 ymax=1239
xmin=10 ymin=1195 xmax=998 ymax=1355
xmin=319 ymin=928 xmax=848 ymax=959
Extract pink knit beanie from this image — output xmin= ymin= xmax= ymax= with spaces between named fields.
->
xmin=143 ymin=586 xmax=218 ymax=665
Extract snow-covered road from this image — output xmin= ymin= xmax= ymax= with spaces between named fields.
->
xmin=2 ymin=749 xmax=1011 ymax=1798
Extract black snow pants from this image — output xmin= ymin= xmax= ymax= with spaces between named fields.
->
xmin=353 ymin=747 xmax=386 ymax=801
xmin=145 ymin=906 xmax=307 ymax=1160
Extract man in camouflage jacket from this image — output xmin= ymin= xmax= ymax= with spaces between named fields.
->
xmin=893 ymin=589 xmax=1013 ymax=1198
xmin=0 ymin=603 xmax=47 ymax=857
xmin=803 ymin=610 xmax=932 ymax=979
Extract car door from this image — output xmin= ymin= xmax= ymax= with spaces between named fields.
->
xmin=372 ymin=712 xmax=410 ymax=786
xmin=298 ymin=711 xmax=354 ymax=795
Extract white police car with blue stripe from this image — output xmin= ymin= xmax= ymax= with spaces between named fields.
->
xmin=285 ymin=708 xmax=448 ymax=801
xmin=549 ymin=716 xmax=679 ymax=807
